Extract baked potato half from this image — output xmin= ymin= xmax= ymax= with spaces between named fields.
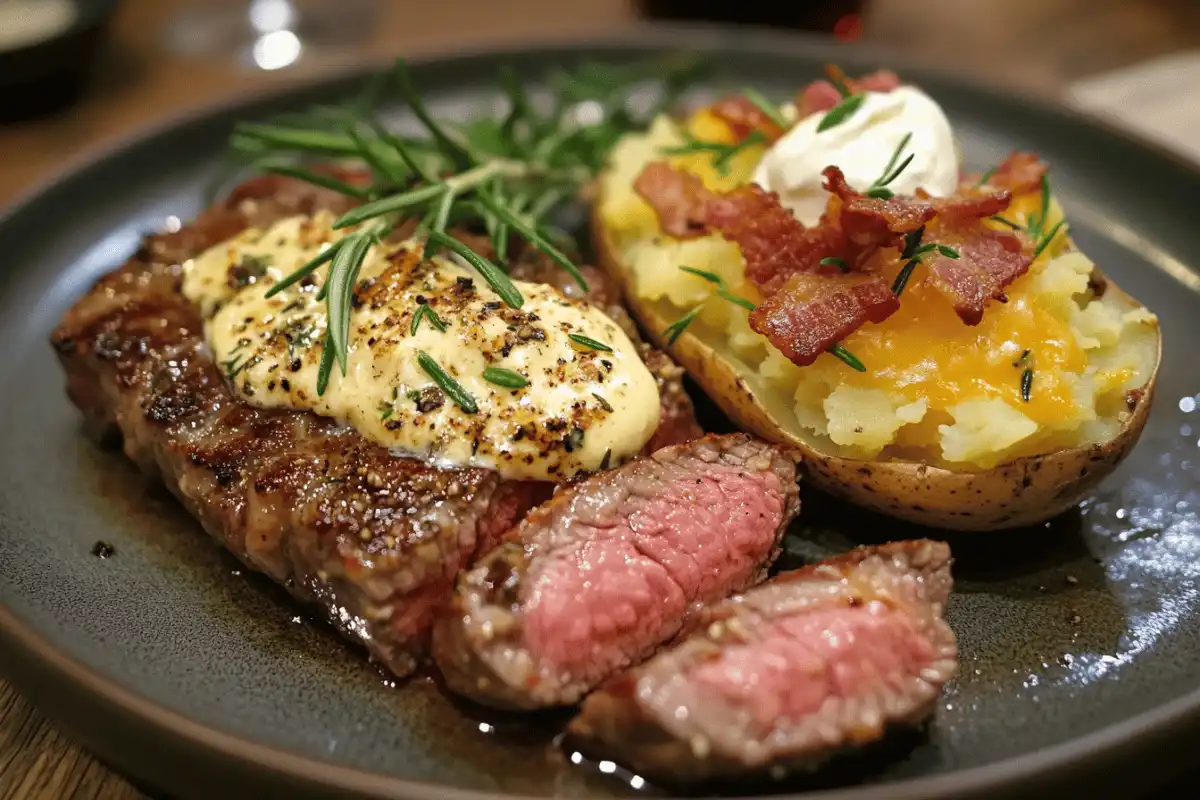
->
xmin=592 ymin=110 xmax=1161 ymax=532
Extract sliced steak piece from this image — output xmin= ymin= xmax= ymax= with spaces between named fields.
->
xmin=51 ymin=171 xmax=698 ymax=678
xmin=566 ymin=540 xmax=956 ymax=785
xmin=432 ymin=433 xmax=800 ymax=710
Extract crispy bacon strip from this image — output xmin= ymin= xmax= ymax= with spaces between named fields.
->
xmin=709 ymin=95 xmax=785 ymax=143
xmin=632 ymin=162 xmax=715 ymax=238
xmin=748 ymin=272 xmax=899 ymax=367
xmin=823 ymin=166 xmax=935 ymax=245
xmin=795 ymin=68 xmax=901 ymax=119
xmin=985 ymin=151 xmax=1048 ymax=195
xmin=926 ymin=229 xmax=1030 ymax=325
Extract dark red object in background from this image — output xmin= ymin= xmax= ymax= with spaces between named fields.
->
xmin=636 ymin=0 xmax=866 ymax=37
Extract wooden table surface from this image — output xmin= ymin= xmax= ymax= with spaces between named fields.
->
xmin=2 ymin=0 xmax=1199 ymax=797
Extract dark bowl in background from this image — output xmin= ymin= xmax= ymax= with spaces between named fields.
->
xmin=0 ymin=0 xmax=121 ymax=123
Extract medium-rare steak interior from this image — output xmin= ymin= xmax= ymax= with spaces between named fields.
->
xmin=50 ymin=172 xmax=702 ymax=678
xmin=432 ymin=433 xmax=801 ymax=710
xmin=567 ymin=540 xmax=956 ymax=784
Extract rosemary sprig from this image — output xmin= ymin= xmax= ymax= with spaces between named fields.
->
xmin=418 ymin=351 xmax=477 ymax=413
xmin=1025 ymin=175 xmax=1052 ymax=242
xmin=820 ymin=256 xmax=849 ymax=271
xmin=427 ymin=231 xmax=523 ymax=309
xmin=410 ymin=303 xmax=448 ymax=335
xmin=661 ymin=130 xmax=767 ymax=174
xmin=222 ymin=56 xmax=705 ymax=395
xmin=741 ymin=87 xmax=789 ymax=129
xmin=325 ymin=231 xmax=377 ymax=377
xmin=568 ymin=333 xmax=613 ymax=352
xmin=989 ymin=215 xmax=1022 ymax=230
xmin=482 ymin=366 xmax=529 ymax=389
xmin=977 ymin=164 xmax=997 ymax=186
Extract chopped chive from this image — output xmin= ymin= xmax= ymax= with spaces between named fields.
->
xmin=741 ymin=87 xmax=789 ymax=129
xmin=1021 ymin=367 xmax=1034 ymax=401
xmin=662 ymin=305 xmax=704 ymax=345
xmin=865 ymin=187 xmax=895 ymax=199
xmin=568 ymin=333 xmax=613 ymax=352
xmin=935 ymin=244 xmax=961 ymax=259
xmin=417 ymin=351 xmax=477 ymax=413
xmin=820 ymin=256 xmax=849 ymax=271
xmin=410 ymin=303 xmax=448 ymax=335
xmin=816 ymin=93 xmax=865 ymax=133
xmin=592 ymin=392 xmax=613 ymax=412
xmin=828 ymin=343 xmax=866 ymax=372
xmin=482 ymin=366 xmax=529 ymax=389
xmin=977 ymin=165 xmax=997 ymax=186
xmin=426 ymin=230 xmax=524 ymax=309
xmin=891 ymin=259 xmax=920 ymax=296
xmin=1033 ymin=220 xmax=1066 ymax=259
xmin=679 ymin=265 xmax=723 ymax=284
xmin=717 ymin=287 xmax=757 ymax=311
xmin=874 ymin=133 xmax=914 ymax=187
xmin=990 ymin=215 xmax=1022 ymax=230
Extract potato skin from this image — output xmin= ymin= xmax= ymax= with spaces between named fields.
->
xmin=591 ymin=208 xmax=1161 ymax=532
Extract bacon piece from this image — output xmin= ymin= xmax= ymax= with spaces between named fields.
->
xmin=926 ymin=229 xmax=1030 ymax=325
xmin=795 ymin=69 xmax=901 ymax=119
xmin=633 ymin=162 xmax=715 ymax=238
xmin=823 ymin=166 xmax=935 ymax=246
xmin=985 ymin=151 xmax=1048 ymax=195
xmin=709 ymin=95 xmax=785 ymax=143
xmin=748 ymin=272 xmax=899 ymax=367
xmin=930 ymin=185 xmax=1012 ymax=227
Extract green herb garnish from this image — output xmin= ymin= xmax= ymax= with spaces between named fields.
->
xmin=864 ymin=133 xmax=914 ymax=199
xmin=817 ymin=93 xmax=865 ymax=133
xmin=410 ymin=303 xmax=448 ymax=335
xmin=662 ymin=305 xmax=704 ymax=345
xmin=482 ymin=366 xmax=529 ymax=389
xmin=417 ymin=351 xmax=477 ymax=413
xmin=741 ymin=87 xmax=789 ymax=129
xmin=820 ymin=256 xmax=849 ymax=271
xmin=568 ymin=333 xmax=613 ymax=352
xmin=828 ymin=344 xmax=866 ymax=372
xmin=228 ymin=56 xmax=703 ymax=395
xmin=661 ymin=130 xmax=767 ymax=174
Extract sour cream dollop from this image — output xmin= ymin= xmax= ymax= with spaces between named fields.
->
xmin=752 ymin=86 xmax=959 ymax=227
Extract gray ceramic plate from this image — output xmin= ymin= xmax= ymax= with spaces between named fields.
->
xmin=2 ymin=25 xmax=1199 ymax=800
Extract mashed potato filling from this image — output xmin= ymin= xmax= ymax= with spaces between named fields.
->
xmin=599 ymin=110 xmax=1160 ymax=469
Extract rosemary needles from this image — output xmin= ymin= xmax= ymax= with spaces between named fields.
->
xmin=226 ymin=55 xmax=704 ymax=395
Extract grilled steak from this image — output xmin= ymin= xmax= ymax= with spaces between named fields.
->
xmin=567 ymin=540 xmax=957 ymax=784
xmin=51 ymin=172 xmax=701 ymax=678
xmin=432 ymin=433 xmax=800 ymax=710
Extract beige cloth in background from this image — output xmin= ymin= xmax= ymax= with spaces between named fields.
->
xmin=1066 ymin=51 xmax=1200 ymax=163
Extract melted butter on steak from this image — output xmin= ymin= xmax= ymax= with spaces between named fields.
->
xmin=181 ymin=212 xmax=661 ymax=482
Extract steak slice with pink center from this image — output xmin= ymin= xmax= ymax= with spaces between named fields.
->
xmin=567 ymin=539 xmax=956 ymax=784
xmin=432 ymin=433 xmax=800 ymax=710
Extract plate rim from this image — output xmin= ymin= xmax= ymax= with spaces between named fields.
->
xmin=2 ymin=23 xmax=1198 ymax=800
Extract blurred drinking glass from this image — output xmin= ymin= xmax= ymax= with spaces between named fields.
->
xmin=636 ymin=0 xmax=867 ymax=38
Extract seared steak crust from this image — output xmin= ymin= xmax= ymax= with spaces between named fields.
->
xmin=567 ymin=540 xmax=957 ymax=784
xmin=433 ymin=433 xmax=800 ymax=710
xmin=51 ymin=173 xmax=699 ymax=678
